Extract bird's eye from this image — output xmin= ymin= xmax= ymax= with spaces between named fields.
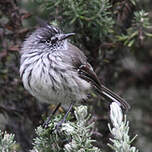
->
xmin=51 ymin=37 xmax=58 ymax=44
xmin=46 ymin=38 xmax=51 ymax=44
xmin=42 ymin=36 xmax=58 ymax=45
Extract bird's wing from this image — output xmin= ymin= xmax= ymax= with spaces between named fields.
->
xmin=78 ymin=63 xmax=102 ymax=92
xmin=67 ymin=43 xmax=130 ymax=110
xmin=78 ymin=63 xmax=130 ymax=110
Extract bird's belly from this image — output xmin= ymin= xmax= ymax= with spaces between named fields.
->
xmin=25 ymin=66 xmax=91 ymax=105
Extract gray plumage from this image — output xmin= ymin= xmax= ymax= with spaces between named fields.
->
xmin=20 ymin=25 xmax=130 ymax=110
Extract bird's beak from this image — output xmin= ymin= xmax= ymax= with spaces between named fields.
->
xmin=59 ymin=33 xmax=75 ymax=41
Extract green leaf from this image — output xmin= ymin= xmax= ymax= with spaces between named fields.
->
xmin=128 ymin=39 xmax=135 ymax=47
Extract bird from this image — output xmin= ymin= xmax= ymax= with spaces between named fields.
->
xmin=20 ymin=24 xmax=130 ymax=125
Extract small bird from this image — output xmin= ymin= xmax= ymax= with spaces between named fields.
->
xmin=20 ymin=24 xmax=130 ymax=121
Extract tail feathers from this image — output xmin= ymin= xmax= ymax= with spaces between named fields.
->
xmin=100 ymin=85 xmax=130 ymax=110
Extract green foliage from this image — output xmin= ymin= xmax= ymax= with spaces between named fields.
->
xmin=108 ymin=102 xmax=139 ymax=152
xmin=31 ymin=106 xmax=102 ymax=152
xmin=31 ymin=114 xmax=67 ymax=152
xmin=0 ymin=105 xmax=139 ymax=152
xmin=129 ymin=0 xmax=136 ymax=6
xmin=31 ymin=104 xmax=140 ymax=152
xmin=34 ymin=0 xmax=114 ymax=46
xmin=116 ymin=10 xmax=152 ymax=48
xmin=0 ymin=130 xmax=16 ymax=152
xmin=33 ymin=0 xmax=152 ymax=52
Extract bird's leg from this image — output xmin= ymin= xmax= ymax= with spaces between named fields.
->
xmin=43 ymin=102 xmax=61 ymax=128
xmin=56 ymin=103 xmax=73 ymax=131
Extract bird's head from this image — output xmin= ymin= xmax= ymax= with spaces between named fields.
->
xmin=24 ymin=25 xmax=75 ymax=53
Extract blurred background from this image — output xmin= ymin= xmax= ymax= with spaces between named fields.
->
xmin=0 ymin=0 xmax=152 ymax=151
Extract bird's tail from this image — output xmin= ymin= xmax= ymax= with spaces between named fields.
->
xmin=100 ymin=84 xmax=130 ymax=110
